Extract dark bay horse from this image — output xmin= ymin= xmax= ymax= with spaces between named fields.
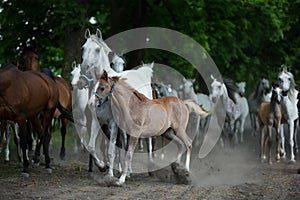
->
xmin=22 ymin=46 xmax=72 ymax=159
xmin=0 ymin=63 xmax=72 ymax=175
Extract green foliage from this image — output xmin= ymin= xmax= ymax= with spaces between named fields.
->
xmin=0 ymin=0 xmax=299 ymax=93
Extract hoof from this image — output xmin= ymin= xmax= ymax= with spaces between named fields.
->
xmin=88 ymin=171 xmax=94 ymax=178
xmin=45 ymin=168 xmax=52 ymax=173
xmin=103 ymin=176 xmax=120 ymax=187
xmin=268 ymin=161 xmax=273 ymax=165
xmin=21 ymin=172 xmax=30 ymax=178
xmin=288 ymin=160 xmax=296 ymax=164
xmin=60 ymin=153 xmax=66 ymax=160
xmin=297 ymin=168 xmax=300 ymax=174
xmin=32 ymin=161 xmax=40 ymax=167
xmin=115 ymin=181 xmax=124 ymax=187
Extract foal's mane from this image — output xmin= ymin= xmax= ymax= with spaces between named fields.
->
xmin=100 ymin=71 xmax=148 ymax=102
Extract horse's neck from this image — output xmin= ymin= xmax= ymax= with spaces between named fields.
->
xmin=184 ymin=89 xmax=197 ymax=101
xmin=112 ymin=81 xmax=144 ymax=116
xmin=270 ymin=98 xmax=280 ymax=112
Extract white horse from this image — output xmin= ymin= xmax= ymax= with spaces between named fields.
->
xmin=210 ymin=75 xmax=242 ymax=146
xmin=157 ymin=82 xmax=178 ymax=97
xmin=111 ymin=53 xmax=126 ymax=73
xmin=79 ymin=29 xmax=154 ymax=177
xmin=71 ymin=62 xmax=106 ymax=174
xmin=235 ymin=82 xmax=249 ymax=143
xmin=196 ymin=92 xmax=212 ymax=139
xmin=179 ymin=78 xmax=201 ymax=146
xmin=248 ymin=78 xmax=271 ymax=136
xmin=91 ymin=54 xmax=128 ymax=177
xmin=0 ymin=120 xmax=20 ymax=162
xmin=278 ymin=67 xmax=299 ymax=163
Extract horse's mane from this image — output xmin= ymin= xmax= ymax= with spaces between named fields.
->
xmin=112 ymin=77 xmax=148 ymax=102
xmin=254 ymin=79 xmax=262 ymax=99
xmin=280 ymin=69 xmax=296 ymax=100
xmin=40 ymin=68 xmax=56 ymax=81
xmin=222 ymin=78 xmax=237 ymax=104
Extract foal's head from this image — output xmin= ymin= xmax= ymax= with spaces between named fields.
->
xmin=271 ymin=83 xmax=283 ymax=104
xmin=93 ymin=70 xmax=119 ymax=107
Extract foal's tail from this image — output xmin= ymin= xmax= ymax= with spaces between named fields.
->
xmin=184 ymin=99 xmax=209 ymax=117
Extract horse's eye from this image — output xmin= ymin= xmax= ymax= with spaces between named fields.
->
xmin=278 ymin=78 xmax=282 ymax=82
xmin=218 ymin=85 xmax=221 ymax=89
xmin=100 ymin=87 xmax=105 ymax=92
xmin=288 ymin=78 xmax=291 ymax=81
xmin=95 ymin=48 xmax=100 ymax=53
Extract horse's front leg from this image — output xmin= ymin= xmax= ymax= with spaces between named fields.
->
xmin=4 ymin=124 xmax=11 ymax=162
xmin=107 ymin=121 xmax=117 ymax=177
xmin=18 ymin=120 xmax=30 ymax=176
xmin=288 ymin=120 xmax=296 ymax=163
xmin=117 ymin=136 xmax=138 ymax=186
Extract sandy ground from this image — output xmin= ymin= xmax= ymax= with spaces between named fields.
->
xmin=1 ymin=124 xmax=300 ymax=199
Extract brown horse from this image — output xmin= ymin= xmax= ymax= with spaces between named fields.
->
xmin=22 ymin=46 xmax=72 ymax=159
xmin=257 ymin=83 xmax=282 ymax=164
xmin=91 ymin=70 xmax=209 ymax=185
xmin=0 ymin=63 xmax=72 ymax=175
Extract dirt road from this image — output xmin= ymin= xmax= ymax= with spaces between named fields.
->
xmin=1 ymin=127 xmax=300 ymax=199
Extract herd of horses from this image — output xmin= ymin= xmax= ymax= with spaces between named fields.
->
xmin=0 ymin=28 xmax=300 ymax=185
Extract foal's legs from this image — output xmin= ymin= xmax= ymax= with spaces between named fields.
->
xmin=117 ymin=136 xmax=138 ymax=185
xmin=264 ymin=126 xmax=272 ymax=164
xmin=280 ymin=125 xmax=286 ymax=158
xmin=107 ymin=121 xmax=118 ymax=177
xmin=275 ymin=124 xmax=281 ymax=162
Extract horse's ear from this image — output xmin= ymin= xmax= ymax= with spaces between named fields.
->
xmin=96 ymin=29 xmax=102 ymax=39
xmin=112 ymin=76 xmax=120 ymax=83
xmin=183 ymin=77 xmax=186 ymax=82
xmin=149 ymin=61 xmax=154 ymax=69
xmin=101 ymin=70 xmax=108 ymax=81
xmin=192 ymin=78 xmax=196 ymax=83
xmin=85 ymin=29 xmax=91 ymax=39
xmin=140 ymin=61 xmax=144 ymax=65
xmin=210 ymin=74 xmax=215 ymax=80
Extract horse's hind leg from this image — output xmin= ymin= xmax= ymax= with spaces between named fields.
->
xmin=293 ymin=118 xmax=299 ymax=155
xmin=60 ymin=117 xmax=68 ymax=159
xmin=280 ymin=125 xmax=286 ymax=158
xmin=163 ymin=129 xmax=191 ymax=171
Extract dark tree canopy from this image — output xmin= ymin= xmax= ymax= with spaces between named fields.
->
xmin=0 ymin=0 xmax=299 ymax=94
